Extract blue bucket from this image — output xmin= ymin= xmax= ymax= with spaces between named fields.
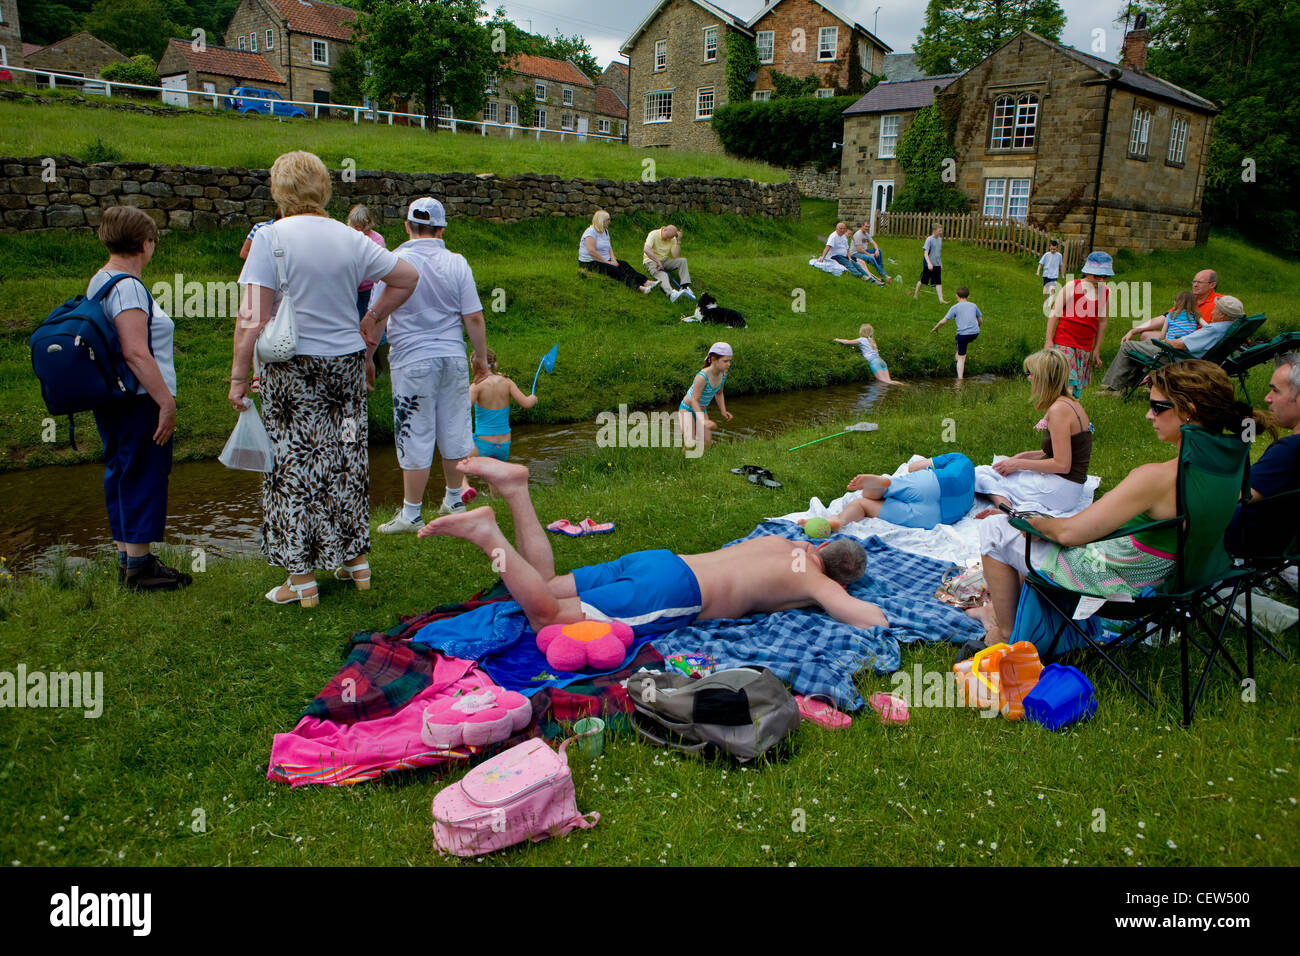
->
xmin=1023 ymin=664 xmax=1097 ymax=731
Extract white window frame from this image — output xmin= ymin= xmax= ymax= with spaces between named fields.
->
xmin=0 ymin=45 xmax=6 ymax=67
xmin=1128 ymin=106 xmax=1151 ymax=158
xmin=312 ymin=40 xmax=328 ymax=66
xmin=983 ymin=177 xmax=1032 ymax=221
xmin=752 ymin=89 xmax=771 ymax=102
xmin=483 ymin=100 xmax=498 ymax=123
xmin=1167 ymin=114 xmax=1188 ymax=166
xmin=250 ymin=33 xmax=257 ymax=53
xmin=990 ymin=93 xmax=1037 ymax=150
xmin=485 ymin=74 xmax=497 ymax=94
xmin=505 ymin=102 xmax=519 ymax=125
xmin=266 ymin=30 xmax=274 ymax=50
xmin=562 ymin=87 xmax=573 ymax=106
xmin=654 ymin=39 xmax=667 ymax=71
xmin=238 ymin=36 xmax=246 ymax=51
xmin=703 ymin=26 xmax=718 ymax=62
xmin=536 ymin=107 xmax=547 ymax=128
xmin=644 ymin=89 xmax=673 ymax=124
xmin=818 ymin=26 xmax=838 ymax=61
xmin=535 ymin=81 xmax=546 ymax=102
xmin=815 ymin=88 xmax=834 ymax=98
xmin=696 ymin=86 xmax=714 ymax=120
xmin=597 ymin=117 xmax=611 ymax=134
xmin=1007 ymin=178 xmax=1031 ymax=221
xmin=982 ymin=178 xmax=1007 ymax=218
xmin=618 ymin=121 xmax=626 ymax=137
xmin=878 ymin=114 xmax=900 ymax=159
xmin=756 ymin=31 xmax=774 ymax=64
xmin=561 ymin=112 xmax=574 ymax=130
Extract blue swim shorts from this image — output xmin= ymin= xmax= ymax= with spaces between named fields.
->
xmin=877 ymin=468 xmax=944 ymax=530
xmin=571 ymin=549 xmax=703 ymax=637
xmin=474 ymin=436 xmax=510 ymax=461
xmin=868 ymin=355 xmax=888 ymax=375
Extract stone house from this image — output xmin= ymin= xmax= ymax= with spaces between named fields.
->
xmin=594 ymin=83 xmax=628 ymax=140
xmin=222 ymin=0 xmax=355 ymax=107
xmin=747 ymin=0 xmax=891 ymax=100
xmin=0 ymin=0 xmax=23 ymax=76
xmin=485 ymin=53 xmax=596 ymax=134
xmin=157 ymin=39 xmax=286 ymax=108
xmin=838 ymin=28 xmax=1218 ymax=254
xmin=839 ymin=72 xmax=962 ymax=228
xmin=597 ymin=60 xmax=629 ymax=102
xmin=20 ymin=31 xmax=127 ymax=89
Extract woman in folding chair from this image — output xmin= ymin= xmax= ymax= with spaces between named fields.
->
xmin=970 ymin=360 xmax=1263 ymax=645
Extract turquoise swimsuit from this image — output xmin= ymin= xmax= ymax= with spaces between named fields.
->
xmin=679 ymin=371 xmax=727 ymax=411
xmin=473 ymin=404 xmax=512 ymax=460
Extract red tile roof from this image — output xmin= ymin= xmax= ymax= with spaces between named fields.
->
xmin=266 ymin=0 xmax=356 ymax=42
xmin=595 ymin=85 xmax=626 ymax=118
xmin=508 ymin=53 xmax=593 ymax=88
xmin=163 ymin=39 xmax=285 ymax=84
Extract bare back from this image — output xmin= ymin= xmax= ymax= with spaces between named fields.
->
xmin=471 ymin=373 xmax=514 ymax=409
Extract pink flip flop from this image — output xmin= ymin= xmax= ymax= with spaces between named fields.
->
xmin=795 ymin=694 xmax=851 ymax=729
xmin=868 ymin=692 xmax=910 ymax=725
xmin=578 ymin=518 xmax=615 ymax=535
xmin=546 ymin=519 xmax=583 ymax=537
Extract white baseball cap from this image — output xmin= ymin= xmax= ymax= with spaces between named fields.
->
xmin=407 ymin=197 xmax=447 ymax=227
xmin=708 ymin=342 xmax=733 ymax=357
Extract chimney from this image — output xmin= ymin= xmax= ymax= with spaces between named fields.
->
xmin=1120 ymin=12 xmax=1150 ymax=73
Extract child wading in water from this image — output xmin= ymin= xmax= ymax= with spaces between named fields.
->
xmin=465 ymin=349 xmax=538 ymax=494
xmin=931 ymin=286 xmax=983 ymax=379
xmin=834 ymin=323 xmax=900 ymax=384
xmin=678 ymin=342 xmax=733 ymax=454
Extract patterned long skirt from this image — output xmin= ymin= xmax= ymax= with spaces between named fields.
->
xmin=1034 ymin=535 xmax=1174 ymax=596
xmin=1053 ymin=345 xmax=1094 ymax=399
xmin=259 ymin=352 xmax=370 ymax=574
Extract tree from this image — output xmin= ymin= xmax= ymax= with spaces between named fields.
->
xmin=17 ymin=0 xmax=94 ymax=46
xmin=888 ymin=104 xmax=970 ymax=214
xmin=330 ymin=44 xmax=365 ymax=106
xmin=487 ymin=8 xmax=600 ymax=80
xmin=82 ymin=0 xmax=182 ymax=59
xmin=353 ymin=0 xmax=503 ymax=129
xmin=914 ymin=0 xmax=1066 ymax=74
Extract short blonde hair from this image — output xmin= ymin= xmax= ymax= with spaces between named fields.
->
xmin=1023 ymin=349 xmax=1070 ymax=411
xmin=270 ymin=150 xmax=331 ymax=217
xmin=859 ymin=323 xmax=873 ymax=338
xmin=591 ymin=209 xmax=610 ymax=231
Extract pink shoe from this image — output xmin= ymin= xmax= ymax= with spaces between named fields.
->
xmin=796 ymin=694 xmax=851 ymax=729
xmin=421 ymin=686 xmax=532 ymax=749
xmin=869 ymin=692 xmax=909 ymax=725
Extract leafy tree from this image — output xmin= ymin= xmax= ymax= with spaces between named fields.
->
xmin=330 ymin=44 xmax=365 ymax=106
xmin=1133 ymin=0 xmax=1300 ymax=252
xmin=100 ymin=53 xmax=160 ymax=88
xmin=17 ymin=0 xmax=94 ymax=46
xmin=82 ymin=0 xmax=181 ymax=58
xmin=725 ymin=33 xmax=758 ymax=103
xmin=914 ymin=0 xmax=1066 ymax=74
xmin=353 ymin=0 xmax=503 ymax=129
xmin=889 ymin=104 xmax=970 ymax=213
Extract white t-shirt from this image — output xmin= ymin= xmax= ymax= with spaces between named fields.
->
xmin=578 ymin=226 xmax=613 ymax=264
xmin=1038 ymin=251 xmax=1063 ymax=279
xmin=856 ymin=336 xmax=880 ymax=362
xmin=371 ymin=237 xmax=483 ymax=367
xmin=238 ymin=216 xmax=398 ymax=357
xmin=851 ymin=229 xmax=876 ymax=254
xmin=825 ymin=231 xmax=849 ymax=258
xmin=87 ymin=270 xmax=178 ymax=397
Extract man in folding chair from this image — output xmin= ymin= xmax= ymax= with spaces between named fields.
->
xmin=1094 ymin=295 xmax=1244 ymax=396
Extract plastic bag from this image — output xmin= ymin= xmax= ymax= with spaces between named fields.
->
xmin=219 ymin=398 xmax=275 ymax=472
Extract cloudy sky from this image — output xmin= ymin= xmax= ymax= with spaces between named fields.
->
xmin=492 ymin=0 xmax=1140 ymax=69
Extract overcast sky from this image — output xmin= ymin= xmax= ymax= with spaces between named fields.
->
xmin=492 ymin=0 xmax=1140 ymax=70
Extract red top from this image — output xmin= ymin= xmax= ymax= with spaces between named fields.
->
xmin=1053 ymin=279 xmax=1108 ymax=350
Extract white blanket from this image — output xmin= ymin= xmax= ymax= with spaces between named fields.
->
xmin=809 ymin=256 xmax=847 ymax=276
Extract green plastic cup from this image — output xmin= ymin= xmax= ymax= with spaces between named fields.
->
xmin=572 ymin=717 xmax=605 ymax=759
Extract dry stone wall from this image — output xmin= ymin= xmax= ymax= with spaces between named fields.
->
xmin=0 ymin=155 xmax=801 ymax=233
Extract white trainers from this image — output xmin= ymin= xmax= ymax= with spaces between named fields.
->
xmin=378 ymin=513 xmax=423 ymax=534
xmin=669 ymin=288 xmax=682 ymax=302
xmin=438 ymin=499 xmax=467 ymax=515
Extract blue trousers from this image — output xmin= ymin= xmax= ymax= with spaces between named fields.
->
xmin=93 ymin=394 xmax=173 ymax=544
xmin=832 ymin=255 xmax=868 ymax=278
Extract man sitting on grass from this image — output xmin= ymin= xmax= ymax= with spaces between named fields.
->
xmin=420 ymin=458 xmax=890 ymax=634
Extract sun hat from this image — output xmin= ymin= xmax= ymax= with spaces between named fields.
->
xmin=708 ymin=342 xmax=733 ymax=357
xmin=1081 ymin=251 xmax=1114 ymax=276
xmin=407 ymin=196 xmax=447 ymax=227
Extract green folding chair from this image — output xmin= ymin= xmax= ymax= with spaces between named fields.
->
xmin=1121 ymin=313 xmax=1268 ymax=401
xmin=1220 ymin=331 xmax=1300 ymax=404
xmin=1223 ymin=486 xmax=1300 ymax=671
xmin=1009 ymin=425 xmax=1252 ymax=726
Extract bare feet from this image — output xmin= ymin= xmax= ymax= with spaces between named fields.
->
xmin=846 ymin=473 xmax=891 ymax=496
xmin=418 ymin=505 xmax=501 ymax=545
xmin=965 ymin=602 xmax=998 ymax=635
xmin=457 ymin=457 xmax=529 ymax=495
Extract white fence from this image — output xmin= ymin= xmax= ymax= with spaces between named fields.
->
xmin=2 ymin=64 xmax=626 ymax=143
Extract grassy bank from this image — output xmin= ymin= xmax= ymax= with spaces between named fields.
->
xmin=0 ymin=98 xmax=786 ymax=182
xmin=4 ymin=198 xmax=1299 ymax=470
xmin=1 ymin=384 xmax=1296 ymax=867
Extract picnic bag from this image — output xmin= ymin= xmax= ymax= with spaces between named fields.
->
xmin=30 ymin=272 xmax=153 ymax=418
xmin=255 ymin=223 xmax=298 ymax=363
xmin=431 ymin=735 xmax=598 ymax=857
xmin=625 ymin=666 xmax=801 ymax=763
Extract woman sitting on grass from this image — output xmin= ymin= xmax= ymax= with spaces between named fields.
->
xmin=970 ymin=360 xmax=1261 ymax=645
xmin=578 ymin=210 xmax=657 ymax=293
xmin=973 ymin=348 xmax=1093 ymax=517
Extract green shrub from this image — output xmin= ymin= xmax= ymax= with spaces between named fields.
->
xmin=712 ymin=96 xmax=857 ymax=170
xmin=889 ymin=103 xmax=969 ymax=214
xmin=82 ymin=138 xmax=123 ymax=163
xmin=100 ymin=54 xmax=160 ymax=92
xmin=725 ymin=33 xmax=758 ymax=103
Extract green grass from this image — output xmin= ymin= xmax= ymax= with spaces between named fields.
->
xmin=5 ymin=198 xmax=1299 ymax=470
xmin=1 ymin=382 xmax=1296 ymax=867
xmin=0 ymin=98 xmax=787 ymax=181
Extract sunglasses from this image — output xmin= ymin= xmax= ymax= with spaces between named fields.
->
xmin=1149 ymin=399 xmax=1175 ymax=415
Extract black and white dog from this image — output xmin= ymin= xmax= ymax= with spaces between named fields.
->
xmin=681 ymin=292 xmax=747 ymax=328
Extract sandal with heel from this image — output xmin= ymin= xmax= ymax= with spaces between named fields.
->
xmin=266 ymin=578 xmax=319 ymax=607
xmin=333 ymin=560 xmax=371 ymax=590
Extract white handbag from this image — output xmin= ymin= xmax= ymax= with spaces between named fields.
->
xmin=255 ymin=223 xmax=299 ymax=363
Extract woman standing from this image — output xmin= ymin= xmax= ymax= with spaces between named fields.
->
xmin=229 ymin=151 xmax=418 ymax=607
xmin=91 ymin=206 xmax=189 ymax=591
xmin=1045 ymin=250 xmax=1111 ymax=398
xmin=578 ymin=210 xmax=657 ymax=293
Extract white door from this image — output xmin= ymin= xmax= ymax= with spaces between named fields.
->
xmin=576 ymin=115 xmax=588 ymax=142
xmin=870 ymin=180 xmax=894 ymax=234
xmin=161 ymin=73 xmax=189 ymax=108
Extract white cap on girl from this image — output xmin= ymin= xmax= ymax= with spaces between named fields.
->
xmin=708 ymin=342 xmax=733 ymax=357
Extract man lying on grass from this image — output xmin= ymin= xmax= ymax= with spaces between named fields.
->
xmin=420 ymin=458 xmax=890 ymax=634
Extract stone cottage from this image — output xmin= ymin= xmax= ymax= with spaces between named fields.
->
xmin=594 ymin=83 xmax=628 ymax=140
xmin=838 ymin=28 xmax=1218 ymax=254
xmin=488 ymin=53 xmax=596 ymax=135
xmin=20 ymin=31 xmax=127 ymax=89
xmin=222 ymin=0 xmax=355 ymax=107
xmin=157 ymin=39 xmax=286 ymax=108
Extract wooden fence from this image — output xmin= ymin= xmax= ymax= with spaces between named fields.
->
xmin=875 ymin=210 xmax=1084 ymax=272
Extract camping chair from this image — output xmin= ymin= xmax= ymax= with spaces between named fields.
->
xmin=1122 ymin=313 xmax=1268 ymax=401
xmin=1009 ymin=425 xmax=1252 ymax=726
xmin=1222 ymin=486 xmax=1300 ymax=673
xmin=1219 ymin=331 xmax=1300 ymax=404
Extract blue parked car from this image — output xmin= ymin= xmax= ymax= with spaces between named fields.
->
xmin=224 ymin=86 xmax=307 ymax=119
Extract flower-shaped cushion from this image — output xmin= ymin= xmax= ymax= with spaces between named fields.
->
xmin=536 ymin=619 xmax=635 ymax=672
xmin=421 ymin=686 xmax=532 ymax=749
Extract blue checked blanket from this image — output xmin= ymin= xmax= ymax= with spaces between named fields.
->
xmin=652 ymin=522 xmax=984 ymax=711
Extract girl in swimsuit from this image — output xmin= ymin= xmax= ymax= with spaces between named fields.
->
xmin=678 ymin=342 xmax=733 ymax=454
xmin=464 ymin=349 xmax=538 ymax=496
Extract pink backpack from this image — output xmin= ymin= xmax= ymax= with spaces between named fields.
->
xmin=431 ymin=736 xmax=598 ymax=857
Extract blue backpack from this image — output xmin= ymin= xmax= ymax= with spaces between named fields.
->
xmin=30 ymin=274 xmax=154 ymax=444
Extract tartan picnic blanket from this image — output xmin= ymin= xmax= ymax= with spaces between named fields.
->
xmin=651 ymin=522 xmax=984 ymax=711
